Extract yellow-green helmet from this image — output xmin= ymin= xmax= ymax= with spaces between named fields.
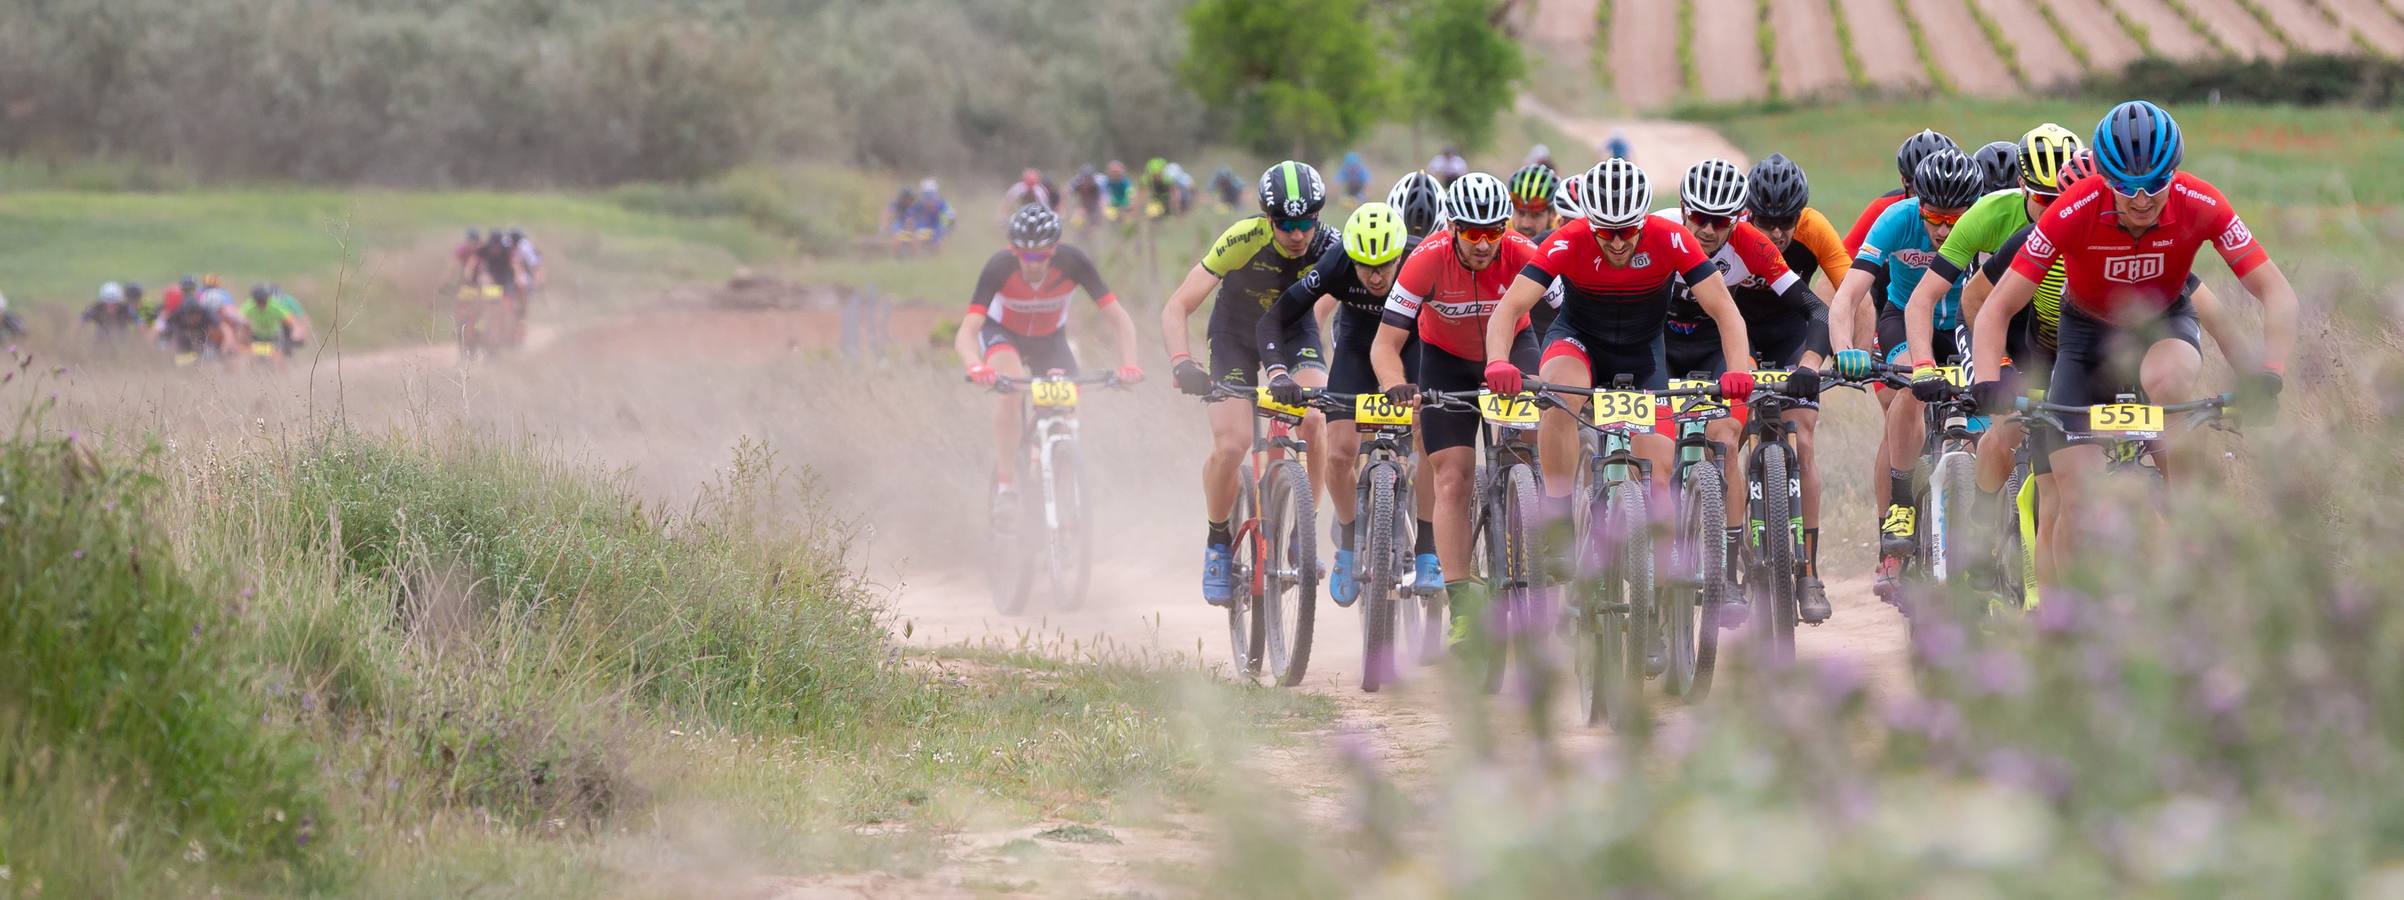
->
xmin=1342 ymin=202 xmax=1408 ymax=266
xmin=2018 ymin=122 xmax=2086 ymax=193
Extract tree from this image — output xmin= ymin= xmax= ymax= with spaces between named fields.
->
xmin=1397 ymin=0 xmax=1524 ymax=153
xmin=1181 ymin=0 xmax=1388 ymax=159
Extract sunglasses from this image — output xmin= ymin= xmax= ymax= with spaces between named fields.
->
xmin=1687 ymin=211 xmax=1735 ymax=230
xmin=1594 ymin=223 xmax=1644 ymax=242
xmin=1456 ymin=223 xmax=1508 ymax=244
xmin=1920 ymin=208 xmax=1966 ymax=228
xmin=1273 ymin=217 xmax=1318 ymax=234
xmin=2109 ymin=177 xmax=2172 ymax=199
xmin=1752 ymin=215 xmax=1799 ymax=231
xmin=2028 ymin=189 xmax=2062 ymax=207
xmin=1014 ymin=248 xmax=1055 ymax=263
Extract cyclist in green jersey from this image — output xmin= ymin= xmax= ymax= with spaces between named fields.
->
xmin=1163 ymin=161 xmax=1336 ymax=605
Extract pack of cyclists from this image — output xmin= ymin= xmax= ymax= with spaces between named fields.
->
xmin=964 ymin=98 xmax=2295 ymax=669
xmin=70 ymin=272 xmax=314 ymax=367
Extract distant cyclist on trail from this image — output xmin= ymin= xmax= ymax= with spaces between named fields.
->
xmin=1337 ymin=152 xmax=1372 ymax=202
xmin=1426 ymin=146 xmax=1468 ymax=186
xmin=1003 ymin=168 xmax=1054 ymax=219
xmin=1604 ymin=130 xmax=1631 ymax=162
xmin=1103 ymin=161 xmax=1134 ymax=221
xmin=1210 ymin=166 xmax=1244 ymax=211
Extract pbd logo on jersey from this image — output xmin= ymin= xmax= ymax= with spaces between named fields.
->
xmin=2218 ymin=219 xmax=2254 ymax=252
xmin=2103 ymin=253 xmax=2166 ymax=284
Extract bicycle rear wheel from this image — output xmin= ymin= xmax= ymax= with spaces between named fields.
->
xmin=1259 ymin=459 xmax=1318 ymax=687
xmin=1228 ymin=465 xmax=1264 ymax=678
xmin=1360 ymin=464 xmax=1402 ymax=692
xmin=1752 ymin=444 xmax=1797 ymax=667
xmin=1668 ymin=462 xmax=1725 ymax=700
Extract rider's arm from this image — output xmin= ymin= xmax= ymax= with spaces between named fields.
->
xmin=1960 ymin=269 xmax=1995 ymax=326
xmin=1902 ymin=268 xmax=1951 ymax=368
xmin=1258 ymin=249 xmax=1341 ymax=376
xmin=954 ymin=312 xmax=989 ymax=370
xmin=1371 ymin=322 xmax=1412 ymax=390
xmin=2236 ymin=261 xmax=2297 ymax=374
xmin=1974 ymin=270 xmax=2039 ymax=383
xmin=2187 ymin=281 xmax=2257 ymax=375
xmin=1796 ymin=208 xmax=1852 ymax=292
xmin=1487 ymin=275 xmax=1548 ymax=363
xmin=959 ymin=253 xmax=1013 ymax=369
xmin=1159 ymin=264 xmax=1221 ymax=363
xmin=1828 ymin=267 xmax=1876 ymax=354
xmin=1691 ymin=273 xmax=1760 ymax=374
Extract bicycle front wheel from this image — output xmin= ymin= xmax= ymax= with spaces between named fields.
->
xmin=1360 ymin=464 xmax=1402 ymax=692
xmin=1048 ymin=442 xmax=1093 ymax=611
xmin=1259 ymin=459 xmax=1318 ymax=687
xmin=1927 ymin=449 xmax=1980 ymax=619
xmin=1228 ymin=464 xmax=1264 ymax=678
xmin=1605 ymin=479 xmax=1654 ymax=733
xmin=1667 ymin=462 xmax=1726 ymax=701
xmin=1495 ymin=463 xmax=1542 ymax=695
xmin=987 ymin=479 xmax=1034 ymax=616
xmin=1752 ymin=444 xmax=1798 ymax=667
xmin=1572 ymin=478 xmax=1623 ymax=726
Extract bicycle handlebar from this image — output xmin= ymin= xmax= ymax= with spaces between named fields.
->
xmin=2024 ymin=394 xmax=2233 ymax=415
xmin=973 ymin=371 xmax=1126 ymax=393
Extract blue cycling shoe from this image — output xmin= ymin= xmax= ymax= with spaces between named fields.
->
xmin=1411 ymin=553 xmax=1443 ymax=595
xmin=1202 ymin=544 xmax=1234 ymax=606
xmin=1330 ymin=548 xmax=1360 ymax=607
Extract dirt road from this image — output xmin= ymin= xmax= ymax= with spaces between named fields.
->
xmin=1517 ymin=95 xmax=1752 ymax=174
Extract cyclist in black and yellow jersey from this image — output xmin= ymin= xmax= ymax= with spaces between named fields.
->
xmin=1163 ymin=161 xmax=1338 ymax=605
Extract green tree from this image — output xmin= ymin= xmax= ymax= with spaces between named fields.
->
xmin=1397 ymin=0 xmax=1525 ymax=152
xmin=1181 ymin=0 xmax=1388 ymax=159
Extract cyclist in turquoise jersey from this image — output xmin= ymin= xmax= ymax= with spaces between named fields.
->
xmin=1829 ymin=148 xmax=1985 ymax=598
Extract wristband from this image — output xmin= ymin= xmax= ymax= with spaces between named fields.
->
xmin=1170 ymin=352 xmax=1193 ymax=365
xmin=1913 ymin=358 xmax=1936 ymax=370
xmin=2264 ymin=360 xmax=2286 ymax=376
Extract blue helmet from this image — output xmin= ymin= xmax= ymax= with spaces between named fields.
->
xmin=2092 ymin=100 xmax=2183 ymax=194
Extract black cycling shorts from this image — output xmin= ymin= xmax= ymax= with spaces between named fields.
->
xmin=1210 ymin=314 xmax=1322 ymax=387
xmin=980 ymin=320 xmax=1078 ymax=375
xmin=1539 ymin=318 xmax=1668 ymax=391
xmin=1325 ymin=311 xmax=1419 ymax=421
xmin=1875 ymin=301 xmax=1965 ymax=368
xmin=1422 ymin=332 xmax=1539 ymax=454
xmin=2044 ymin=294 xmax=2200 ymax=435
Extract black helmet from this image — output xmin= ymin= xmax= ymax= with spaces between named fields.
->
xmin=1896 ymin=129 xmax=1960 ymax=185
xmin=1911 ymin=148 xmax=1985 ymax=211
xmin=1007 ymin=203 xmax=1062 ymax=250
xmin=466 ymin=227 xmax=481 ymax=240
xmin=508 ymin=227 xmax=525 ymax=240
xmin=1385 ymin=171 xmax=1444 ymax=237
xmin=125 ymin=281 xmax=145 ymax=299
xmin=1973 ymin=141 xmax=2021 ymax=195
xmin=179 ymin=275 xmax=198 ymax=291
xmin=1745 ymin=153 xmax=1810 ymax=221
xmin=1257 ymin=161 xmax=1326 ymax=219
xmin=250 ymin=283 xmax=272 ymax=301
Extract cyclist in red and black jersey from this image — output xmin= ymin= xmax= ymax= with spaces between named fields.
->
xmin=960 ymin=205 xmax=1145 ymax=493
xmin=1971 ymin=101 xmax=2296 ymax=574
xmin=1369 ymin=172 xmax=1542 ymax=644
xmin=1489 ymin=159 xmax=1761 ymax=579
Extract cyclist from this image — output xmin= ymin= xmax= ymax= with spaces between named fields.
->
xmin=1071 ymin=165 xmax=1104 ymax=225
xmin=510 ymin=227 xmax=542 ymax=293
xmin=1829 ymin=147 xmax=1986 ymax=599
xmin=1487 ymin=160 xmax=1759 ymax=639
xmin=1211 ymin=166 xmax=1245 ymax=211
xmin=1103 ymin=161 xmax=1134 ymax=220
xmin=1003 ymin=168 xmax=1054 ymax=218
xmin=961 ymin=204 xmax=1145 ymax=505
xmin=1143 ymin=159 xmax=1175 ymax=218
xmin=1387 ymin=171 xmax=1447 ymax=237
xmin=230 ymin=283 xmax=296 ymax=367
xmin=1369 ymin=172 xmax=1543 ymax=648
xmin=1969 ymin=100 xmax=2295 ymax=568
xmin=266 ymin=284 xmax=311 ymax=353
xmin=1337 ymin=152 xmax=1373 ymax=203
xmin=901 ymin=179 xmax=956 ymax=249
xmin=83 ymin=282 xmax=140 ymax=341
xmin=130 ymin=281 xmax=159 ymax=326
xmin=1845 ymin=130 xmax=1959 ymax=254
xmin=1166 ymin=163 xmax=1195 ymax=215
xmin=1746 ymin=154 xmax=1852 ymax=302
xmin=1506 ymin=164 xmax=1561 ymax=241
xmin=1163 ymin=161 xmax=1336 ymax=605
xmin=1973 ymin=141 xmax=2023 ymax=196
xmin=452 ymin=228 xmax=483 ymax=284
xmin=1427 ymin=146 xmax=1468 ymax=186
xmin=1260 ymin=203 xmax=1420 ymax=607
xmin=1656 ymin=159 xmax=1835 ymax=623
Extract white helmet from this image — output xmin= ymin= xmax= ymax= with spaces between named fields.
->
xmin=1680 ymin=159 xmax=1748 ymax=217
xmin=1443 ymin=172 xmax=1510 ymax=227
xmin=1551 ymin=178 xmax=1582 ymax=220
xmin=1580 ymin=159 xmax=1653 ymax=229
xmin=99 ymin=281 xmax=126 ymax=303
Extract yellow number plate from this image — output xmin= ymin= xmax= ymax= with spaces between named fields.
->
xmin=1255 ymin=387 xmax=1310 ymax=419
xmin=1937 ymin=365 xmax=1969 ymax=388
xmin=1668 ymin=378 xmax=1729 ymax=419
xmin=1591 ymin=389 xmax=1655 ymax=429
xmin=480 ymin=284 xmax=504 ymax=300
xmin=1354 ymin=393 xmax=1415 ymax=427
xmin=2088 ymin=403 xmax=2164 ymax=433
xmin=1030 ymin=380 xmax=1080 ymax=408
xmin=1478 ymin=392 xmax=1542 ymax=425
xmin=250 ymin=341 xmax=276 ymax=357
xmin=1752 ymin=369 xmax=1791 ymax=386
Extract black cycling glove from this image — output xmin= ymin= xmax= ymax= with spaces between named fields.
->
xmin=1267 ymin=371 xmax=1304 ymax=406
xmin=1969 ymin=380 xmax=2014 ymax=416
xmin=1783 ymin=367 xmax=1822 ymax=401
xmin=1173 ymin=358 xmax=1214 ymax=397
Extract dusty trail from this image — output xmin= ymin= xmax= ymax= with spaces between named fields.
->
xmin=1768 ymin=0 xmax=1854 ymax=97
xmin=1517 ymin=95 xmax=1751 ymax=175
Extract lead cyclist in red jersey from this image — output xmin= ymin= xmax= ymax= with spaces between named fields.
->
xmin=1970 ymin=100 xmax=2296 ymax=577
xmin=960 ymin=205 xmax=1146 ymax=491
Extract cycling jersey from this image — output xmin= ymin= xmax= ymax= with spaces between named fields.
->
xmin=1930 ymin=189 xmax=2034 ymax=284
xmin=1105 ymin=176 xmax=1133 ymax=209
xmin=1257 ymin=234 xmax=1425 ymax=371
xmin=1787 ymin=207 xmax=1851 ymax=289
xmin=1844 ymin=189 xmax=1907 ymax=255
xmin=1855 ymin=197 xmax=1965 ymax=332
xmin=235 ymin=302 xmax=292 ymax=343
xmin=1654 ymin=210 xmax=1819 ymax=343
xmin=477 ymin=241 xmax=517 ymax=287
xmin=2009 ymin=172 xmax=2266 ymax=324
xmin=1522 ymin=217 xmax=1716 ymax=349
xmin=1380 ymin=229 xmax=1541 ymax=360
xmin=969 ymin=245 xmax=1114 ymax=336
xmin=514 ymin=238 xmax=542 ymax=270
xmin=1201 ymin=217 xmax=1336 ymax=385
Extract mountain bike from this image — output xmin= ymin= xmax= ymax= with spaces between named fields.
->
xmin=1302 ymin=390 xmax=1428 ymax=692
xmin=1531 ymin=378 xmax=1719 ymax=730
xmin=454 ymin=284 xmax=504 ymax=361
xmin=1657 ymin=375 xmax=1735 ymax=701
xmin=977 ymin=371 xmax=1122 ymax=615
xmin=1423 ymin=389 xmax=1543 ymax=693
xmin=2021 ymin=393 xmax=2238 ymax=488
xmin=1897 ymin=364 xmax=1990 ymax=625
xmin=1205 ymin=383 xmax=1320 ymax=686
xmin=1735 ymin=368 xmax=1882 ymax=667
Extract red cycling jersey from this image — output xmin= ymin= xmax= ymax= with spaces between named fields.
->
xmin=2008 ymin=172 xmax=2267 ymax=323
xmin=1380 ymin=229 xmax=1541 ymax=359
xmin=1844 ymin=190 xmax=1906 ymax=256
xmin=1521 ymin=216 xmax=1717 ymax=348
xmin=968 ymin=245 xmax=1116 ymax=336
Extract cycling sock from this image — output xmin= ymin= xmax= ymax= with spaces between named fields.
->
xmin=1725 ymin=527 xmax=1745 ymax=581
xmin=1207 ymin=519 xmax=1232 ymax=549
xmin=1415 ymin=520 xmax=1436 ymax=556
xmin=1335 ymin=517 xmax=1356 ymax=551
xmin=1803 ymin=528 xmax=1820 ymax=576
xmin=1886 ymin=469 xmax=1914 ymax=533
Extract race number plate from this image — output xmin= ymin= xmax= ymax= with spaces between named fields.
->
xmin=1255 ymin=387 xmax=1310 ymax=421
xmin=1478 ymin=392 xmax=1542 ymax=426
xmin=1936 ymin=365 xmax=1969 ymax=388
xmin=250 ymin=341 xmax=276 ymax=357
xmin=2088 ymin=403 xmax=2164 ymax=433
xmin=1030 ymin=379 xmax=1080 ymax=409
xmin=1752 ymin=369 xmax=1791 ymax=387
xmin=1354 ymin=393 xmax=1415 ymax=427
xmin=1668 ymin=378 xmax=1730 ymax=420
xmin=1591 ymin=389 xmax=1655 ymax=429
